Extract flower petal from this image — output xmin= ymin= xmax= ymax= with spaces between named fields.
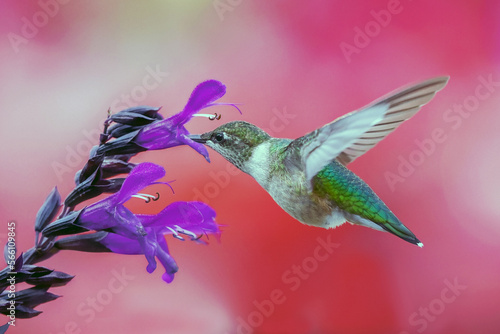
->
xmin=113 ymin=162 xmax=165 ymax=205
xmin=178 ymin=132 xmax=210 ymax=162
xmin=170 ymin=80 xmax=226 ymax=125
xmin=98 ymin=227 xmax=158 ymax=274
xmin=133 ymin=119 xmax=178 ymax=151
xmin=100 ymin=230 xmax=177 ymax=283
xmin=139 ymin=202 xmax=219 ymax=235
xmin=99 ymin=233 xmax=143 ymax=254
xmin=139 ymin=234 xmax=158 ymax=274
xmin=156 ymin=235 xmax=178 ymax=283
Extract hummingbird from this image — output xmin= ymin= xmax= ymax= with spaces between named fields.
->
xmin=190 ymin=77 xmax=449 ymax=246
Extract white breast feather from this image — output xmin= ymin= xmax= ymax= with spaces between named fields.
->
xmin=245 ymin=142 xmax=271 ymax=189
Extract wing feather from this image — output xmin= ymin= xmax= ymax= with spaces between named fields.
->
xmin=336 ymin=76 xmax=449 ymax=165
xmin=285 ymin=76 xmax=449 ymax=187
xmin=299 ymin=104 xmax=388 ymax=186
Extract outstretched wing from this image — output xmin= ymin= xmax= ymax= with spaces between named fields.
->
xmin=336 ymin=76 xmax=449 ymax=165
xmin=286 ymin=76 xmax=449 ymax=188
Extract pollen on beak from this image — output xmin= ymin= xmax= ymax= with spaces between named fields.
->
xmin=188 ymin=134 xmax=207 ymax=143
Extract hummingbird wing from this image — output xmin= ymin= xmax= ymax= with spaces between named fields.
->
xmin=287 ymin=76 xmax=449 ymax=188
xmin=296 ymin=103 xmax=388 ymax=187
xmin=336 ymin=76 xmax=449 ymax=165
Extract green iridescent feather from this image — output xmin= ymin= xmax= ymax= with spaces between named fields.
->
xmin=312 ymin=161 xmax=400 ymax=226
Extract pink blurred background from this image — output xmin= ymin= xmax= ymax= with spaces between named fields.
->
xmin=1 ymin=1 xmax=500 ymax=333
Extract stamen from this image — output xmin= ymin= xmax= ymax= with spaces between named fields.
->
xmin=166 ymin=225 xmax=202 ymax=241
xmin=146 ymin=192 xmax=160 ymax=203
xmin=173 ymin=225 xmax=198 ymax=239
xmin=167 ymin=226 xmax=185 ymax=241
xmin=131 ymin=192 xmax=160 ymax=203
xmin=193 ymin=113 xmax=222 ymax=120
xmin=209 ymin=113 xmax=221 ymax=120
xmin=131 ymin=194 xmax=149 ymax=201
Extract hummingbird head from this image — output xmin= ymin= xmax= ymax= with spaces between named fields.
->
xmin=190 ymin=121 xmax=271 ymax=171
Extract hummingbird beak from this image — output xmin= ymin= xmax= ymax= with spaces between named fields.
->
xmin=188 ymin=134 xmax=207 ymax=143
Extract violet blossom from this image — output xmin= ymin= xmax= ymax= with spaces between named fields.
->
xmin=98 ymin=79 xmax=240 ymax=161
xmin=1 ymin=80 xmax=234 ymax=327
xmin=43 ymin=162 xmax=220 ymax=283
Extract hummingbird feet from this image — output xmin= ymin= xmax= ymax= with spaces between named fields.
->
xmin=167 ymin=225 xmax=203 ymax=241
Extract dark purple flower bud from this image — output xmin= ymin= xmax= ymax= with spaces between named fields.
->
xmin=0 ymin=258 xmax=32 ymax=291
xmin=42 ymin=211 xmax=87 ymax=238
xmin=0 ymin=322 xmax=9 ymax=333
xmin=126 ymin=105 xmax=163 ymax=118
xmin=23 ymin=247 xmax=59 ymax=266
xmin=0 ymin=286 xmax=60 ymax=318
xmin=74 ymin=170 xmax=81 ymax=186
xmin=34 ymin=187 xmax=61 ymax=234
xmin=89 ymin=145 xmax=100 ymax=159
xmin=14 ymin=252 xmax=23 ymax=272
xmin=97 ymin=178 xmax=125 ymax=192
xmin=55 ymin=232 xmax=112 ymax=253
xmin=3 ymin=243 xmax=15 ymax=269
xmin=76 ymin=154 xmax=104 ymax=185
xmin=0 ymin=268 xmax=13 ymax=293
xmin=2 ymin=253 xmax=24 ymax=279
xmin=0 ymin=264 xmax=53 ymax=290
xmin=103 ymin=106 xmax=164 ymax=140
xmin=96 ymin=130 xmax=147 ymax=156
xmin=107 ymin=123 xmax=142 ymax=139
xmin=14 ymin=305 xmax=43 ymax=319
xmin=101 ymin=158 xmax=136 ymax=179
xmin=109 ymin=106 xmax=162 ymax=126
xmin=26 ymin=271 xmax=74 ymax=287
xmin=109 ymin=154 xmax=135 ymax=163
xmin=15 ymin=287 xmax=60 ymax=309
xmin=111 ymin=111 xmax=156 ymax=126
xmin=0 ymin=303 xmax=41 ymax=319
xmin=65 ymin=168 xmax=125 ymax=208
xmin=24 ymin=266 xmax=54 ymax=278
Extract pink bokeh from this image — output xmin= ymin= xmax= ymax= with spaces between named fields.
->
xmin=1 ymin=1 xmax=500 ymax=333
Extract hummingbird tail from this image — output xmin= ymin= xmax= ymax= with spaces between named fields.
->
xmin=378 ymin=220 xmax=423 ymax=247
xmin=350 ymin=214 xmax=423 ymax=247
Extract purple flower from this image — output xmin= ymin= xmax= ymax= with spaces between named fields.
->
xmin=98 ymin=80 xmax=240 ymax=162
xmin=97 ymin=201 xmax=219 ymax=283
xmin=43 ymin=162 xmax=220 ymax=283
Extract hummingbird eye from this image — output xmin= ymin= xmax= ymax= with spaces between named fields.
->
xmin=213 ymin=132 xmax=225 ymax=143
